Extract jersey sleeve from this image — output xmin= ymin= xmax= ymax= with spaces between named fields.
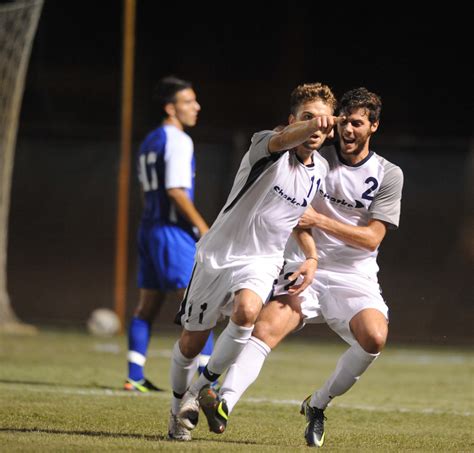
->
xmin=248 ymin=130 xmax=277 ymax=165
xmin=164 ymin=130 xmax=193 ymax=190
xmin=369 ymin=163 xmax=404 ymax=229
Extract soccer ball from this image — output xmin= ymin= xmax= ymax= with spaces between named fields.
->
xmin=87 ymin=308 xmax=121 ymax=337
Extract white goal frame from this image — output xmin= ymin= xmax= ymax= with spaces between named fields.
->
xmin=0 ymin=0 xmax=43 ymax=327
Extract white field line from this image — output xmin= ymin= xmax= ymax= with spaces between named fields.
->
xmin=93 ymin=344 xmax=473 ymax=365
xmin=1 ymin=382 xmax=471 ymax=417
xmin=244 ymin=397 xmax=473 ymax=417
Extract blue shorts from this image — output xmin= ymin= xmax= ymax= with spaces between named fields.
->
xmin=137 ymin=223 xmax=196 ymax=291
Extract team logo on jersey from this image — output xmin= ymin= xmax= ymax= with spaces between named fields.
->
xmin=317 ymin=188 xmax=364 ymax=209
xmin=273 ymin=185 xmax=307 ymax=207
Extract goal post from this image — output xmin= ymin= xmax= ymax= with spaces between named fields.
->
xmin=114 ymin=0 xmax=136 ymax=332
xmin=0 ymin=0 xmax=44 ymax=330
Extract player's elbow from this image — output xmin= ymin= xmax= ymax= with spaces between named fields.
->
xmin=268 ymin=132 xmax=287 ymax=153
xmin=364 ymin=236 xmax=381 ymax=252
xmin=167 ymin=188 xmax=186 ymax=201
xmin=366 ymin=241 xmax=378 ymax=252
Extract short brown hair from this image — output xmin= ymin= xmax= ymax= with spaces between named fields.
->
xmin=290 ymin=83 xmax=337 ymax=115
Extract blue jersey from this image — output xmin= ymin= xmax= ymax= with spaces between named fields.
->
xmin=137 ymin=124 xmax=196 ymax=235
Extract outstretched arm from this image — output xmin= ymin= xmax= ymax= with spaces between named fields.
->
xmin=298 ymin=206 xmax=386 ymax=251
xmin=167 ymin=188 xmax=209 ymax=237
xmin=268 ymin=116 xmax=340 ymax=153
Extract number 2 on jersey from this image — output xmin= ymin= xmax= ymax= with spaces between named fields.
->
xmin=362 ymin=177 xmax=379 ymax=201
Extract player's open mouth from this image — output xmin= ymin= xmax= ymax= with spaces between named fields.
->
xmin=342 ymin=137 xmax=355 ymax=145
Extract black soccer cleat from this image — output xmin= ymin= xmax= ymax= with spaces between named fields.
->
xmin=198 ymin=384 xmax=229 ymax=434
xmin=300 ymin=395 xmax=326 ymax=447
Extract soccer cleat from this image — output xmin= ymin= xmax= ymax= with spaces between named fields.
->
xmin=177 ymin=391 xmax=200 ymax=430
xmin=167 ymin=411 xmax=192 ymax=441
xmin=300 ymin=395 xmax=326 ymax=447
xmin=198 ymin=384 xmax=229 ymax=434
xmin=123 ymin=378 xmax=163 ymax=393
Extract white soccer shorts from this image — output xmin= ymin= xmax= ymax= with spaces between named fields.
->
xmin=177 ymin=259 xmax=281 ymax=331
xmin=273 ymin=262 xmax=389 ymax=345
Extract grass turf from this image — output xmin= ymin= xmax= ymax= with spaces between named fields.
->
xmin=0 ymin=327 xmax=472 ymax=451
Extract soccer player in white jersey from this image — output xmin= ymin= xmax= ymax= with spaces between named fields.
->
xmin=124 ymin=76 xmax=214 ymax=393
xmin=167 ymin=83 xmax=339 ymax=441
xmin=210 ymin=88 xmax=404 ymax=447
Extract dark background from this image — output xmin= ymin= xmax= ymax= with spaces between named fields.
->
xmin=6 ymin=1 xmax=473 ymax=343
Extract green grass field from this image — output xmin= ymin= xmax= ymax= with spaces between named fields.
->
xmin=0 ymin=327 xmax=472 ymax=451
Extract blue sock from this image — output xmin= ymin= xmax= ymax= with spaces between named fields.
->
xmin=127 ymin=317 xmax=151 ymax=382
xmin=198 ymin=330 xmax=214 ymax=375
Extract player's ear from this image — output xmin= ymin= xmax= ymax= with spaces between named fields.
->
xmin=370 ymin=120 xmax=379 ymax=133
xmin=328 ymin=127 xmax=335 ymax=139
xmin=288 ymin=114 xmax=296 ymax=124
xmin=164 ymin=102 xmax=176 ymax=118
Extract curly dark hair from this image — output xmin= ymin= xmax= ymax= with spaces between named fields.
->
xmin=290 ymin=83 xmax=337 ymax=115
xmin=339 ymin=87 xmax=382 ymax=123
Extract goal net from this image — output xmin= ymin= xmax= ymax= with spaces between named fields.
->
xmin=0 ymin=0 xmax=43 ymax=328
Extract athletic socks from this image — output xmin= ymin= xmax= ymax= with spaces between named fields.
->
xmin=220 ymin=336 xmax=271 ymax=413
xmin=127 ymin=317 xmax=151 ymax=381
xmin=311 ymin=342 xmax=379 ymax=410
xmin=198 ymin=330 xmax=214 ymax=375
xmin=189 ymin=320 xmax=253 ymax=395
xmin=170 ymin=340 xmax=199 ymax=414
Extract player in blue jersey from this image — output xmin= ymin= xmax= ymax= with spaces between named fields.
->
xmin=124 ymin=76 xmax=213 ymax=392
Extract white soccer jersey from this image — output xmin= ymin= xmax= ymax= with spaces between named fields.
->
xmin=196 ymin=130 xmax=329 ymax=269
xmin=285 ymin=145 xmax=403 ymax=279
xmin=163 ymin=125 xmax=194 ymax=190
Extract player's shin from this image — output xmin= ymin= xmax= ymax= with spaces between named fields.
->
xmin=189 ymin=320 xmax=253 ymax=394
xmin=220 ymin=336 xmax=271 ymax=413
xmin=127 ymin=317 xmax=151 ymax=381
xmin=311 ymin=342 xmax=379 ymax=409
xmin=170 ymin=341 xmax=199 ymax=414
xmin=198 ymin=330 xmax=214 ymax=375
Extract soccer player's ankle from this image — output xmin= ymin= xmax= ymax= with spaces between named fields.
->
xmin=310 ymin=391 xmax=329 ymax=410
xmin=189 ymin=367 xmax=221 ymax=394
xmin=127 ymin=363 xmax=145 ymax=382
xmin=127 ymin=348 xmax=147 ymax=381
xmin=171 ymin=391 xmax=184 ymax=415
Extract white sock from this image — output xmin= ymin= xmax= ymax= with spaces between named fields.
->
xmin=170 ymin=340 xmax=199 ymax=414
xmin=220 ymin=336 xmax=271 ymax=413
xmin=189 ymin=320 xmax=254 ymax=394
xmin=311 ymin=342 xmax=379 ymax=410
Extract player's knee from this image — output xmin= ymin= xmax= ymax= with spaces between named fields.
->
xmin=135 ymin=297 xmax=162 ymax=321
xmin=134 ymin=307 xmax=154 ymax=322
xmin=179 ymin=332 xmax=206 ymax=359
xmin=233 ymin=301 xmax=262 ymax=326
xmin=178 ymin=342 xmax=198 ymax=359
xmin=360 ymin=330 xmax=387 ymax=354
